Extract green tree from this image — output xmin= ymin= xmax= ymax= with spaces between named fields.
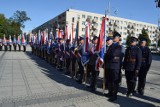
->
xmin=138 ymin=28 xmax=151 ymax=46
xmin=126 ymin=34 xmax=132 ymax=46
xmin=10 ymin=10 xmax=31 ymax=28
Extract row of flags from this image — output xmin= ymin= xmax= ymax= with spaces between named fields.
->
xmin=0 ymin=35 xmax=26 ymax=45
xmin=29 ymin=15 xmax=108 ymax=71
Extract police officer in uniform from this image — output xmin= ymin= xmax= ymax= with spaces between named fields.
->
xmin=123 ymin=37 xmax=142 ymax=97
xmin=104 ymin=36 xmax=113 ymax=91
xmin=104 ymin=32 xmax=122 ymax=101
xmin=13 ymin=35 xmax=17 ymax=51
xmin=75 ymin=37 xmax=84 ymax=84
xmin=64 ymin=39 xmax=71 ymax=75
xmin=88 ymin=36 xmax=99 ymax=91
xmin=57 ymin=38 xmax=64 ymax=71
xmin=137 ymin=38 xmax=152 ymax=95
xmin=70 ymin=40 xmax=77 ymax=78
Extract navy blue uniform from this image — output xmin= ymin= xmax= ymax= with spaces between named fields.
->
xmin=64 ymin=44 xmax=71 ymax=74
xmin=76 ymin=44 xmax=84 ymax=83
xmin=123 ymin=46 xmax=142 ymax=95
xmin=104 ymin=42 xmax=122 ymax=99
xmin=70 ymin=46 xmax=76 ymax=78
xmin=138 ymin=46 xmax=152 ymax=94
xmin=88 ymin=44 xmax=99 ymax=91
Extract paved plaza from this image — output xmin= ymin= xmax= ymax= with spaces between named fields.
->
xmin=0 ymin=46 xmax=159 ymax=107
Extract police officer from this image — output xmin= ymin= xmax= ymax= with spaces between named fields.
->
xmin=64 ymin=39 xmax=71 ymax=75
xmin=57 ymin=38 xmax=64 ymax=71
xmin=88 ymin=36 xmax=99 ymax=91
xmin=8 ymin=36 xmax=12 ymax=51
xmin=13 ymin=35 xmax=17 ymax=51
xmin=123 ymin=37 xmax=142 ymax=97
xmin=104 ymin=32 xmax=122 ymax=101
xmin=137 ymin=38 xmax=152 ymax=95
xmin=70 ymin=40 xmax=77 ymax=78
xmin=104 ymin=36 xmax=113 ymax=92
xmin=75 ymin=37 xmax=84 ymax=84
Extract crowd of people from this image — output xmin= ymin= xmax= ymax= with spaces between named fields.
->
xmin=30 ymin=30 xmax=152 ymax=102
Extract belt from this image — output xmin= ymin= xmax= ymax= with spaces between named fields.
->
xmin=127 ymin=58 xmax=136 ymax=62
xmin=114 ymin=57 xmax=120 ymax=60
xmin=142 ymin=58 xmax=146 ymax=62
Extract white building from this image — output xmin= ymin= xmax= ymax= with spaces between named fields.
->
xmin=32 ymin=9 xmax=158 ymax=44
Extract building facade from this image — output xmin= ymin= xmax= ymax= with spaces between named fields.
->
xmin=32 ymin=9 xmax=158 ymax=44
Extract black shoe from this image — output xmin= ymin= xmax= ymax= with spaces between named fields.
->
xmin=126 ymin=92 xmax=133 ymax=97
xmin=138 ymin=89 xmax=144 ymax=95
xmin=76 ymin=79 xmax=82 ymax=84
xmin=105 ymin=93 xmax=112 ymax=97
xmin=64 ymin=71 xmax=70 ymax=75
xmin=108 ymin=96 xmax=117 ymax=102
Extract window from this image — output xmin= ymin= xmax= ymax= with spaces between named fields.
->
xmin=94 ymin=16 xmax=98 ymax=20
xmin=82 ymin=28 xmax=85 ymax=32
xmin=82 ymin=21 xmax=85 ymax=25
xmin=87 ymin=15 xmax=92 ymax=20
xmin=82 ymin=15 xmax=85 ymax=18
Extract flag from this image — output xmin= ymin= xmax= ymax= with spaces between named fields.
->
xmin=3 ymin=34 xmax=7 ymax=45
xmin=65 ymin=25 xmax=69 ymax=40
xmin=17 ymin=35 xmax=21 ymax=45
xmin=13 ymin=36 xmax=16 ymax=44
xmin=81 ymin=21 xmax=90 ymax=66
xmin=74 ymin=21 xmax=79 ymax=46
xmin=22 ymin=35 xmax=26 ymax=45
xmin=9 ymin=36 xmax=12 ymax=45
xmin=38 ymin=30 xmax=41 ymax=45
xmin=95 ymin=17 xmax=106 ymax=71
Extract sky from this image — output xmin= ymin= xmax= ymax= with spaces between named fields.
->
xmin=0 ymin=0 xmax=159 ymax=32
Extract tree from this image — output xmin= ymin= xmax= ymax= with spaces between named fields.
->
xmin=138 ymin=28 xmax=151 ymax=46
xmin=126 ymin=34 xmax=132 ymax=46
xmin=10 ymin=10 xmax=31 ymax=28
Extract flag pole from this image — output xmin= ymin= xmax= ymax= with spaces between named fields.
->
xmin=103 ymin=0 xmax=110 ymax=95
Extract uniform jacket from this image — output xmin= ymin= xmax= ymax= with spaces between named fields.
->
xmin=123 ymin=46 xmax=142 ymax=71
xmin=104 ymin=43 xmax=122 ymax=70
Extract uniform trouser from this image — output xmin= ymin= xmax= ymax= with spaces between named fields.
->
xmin=125 ymin=70 xmax=137 ymax=94
xmin=18 ymin=45 xmax=21 ymax=51
xmin=9 ymin=45 xmax=12 ymax=51
xmin=4 ymin=45 xmax=8 ymax=51
xmin=71 ymin=58 xmax=76 ymax=77
xmin=107 ymin=69 xmax=119 ymax=98
xmin=46 ymin=53 xmax=50 ymax=63
xmin=77 ymin=61 xmax=84 ymax=82
xmin=138 ymin=67 xmax=148 ymax=91
xmin=66 ymin=58 xmax=70 ymax=71
xmin=23 ymin=45 xmax=26 ymax=52
xmin=105 ymin=68 xmax=110 ymax=89
xmin=88 ymin=64 xmax=99 ymax=89
xmin=14 ymin=45 xmax=16 ymax=51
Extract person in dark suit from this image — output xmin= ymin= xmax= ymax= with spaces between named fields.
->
xmin=88 ymin=36 xmax=99 ymax=91
xmin=75 ymin=37 xmax=84 ymax=84
xmin=64 ymin=39 xmax=71 ymax=75
xmin=123 ymin=37 xmax=142 ymax=97
xmin=70 ymin=40 xmax=77 ymax=78
xmin=104 ymin=32 xmax=122 ymax=101
xmin=137 ymin=38 xmax=152 ymax=95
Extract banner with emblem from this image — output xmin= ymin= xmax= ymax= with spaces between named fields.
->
xmin=81 ymin=20 xmax=90 ymax=66
xmin=95 ymin=17 xmax=106 ymax=71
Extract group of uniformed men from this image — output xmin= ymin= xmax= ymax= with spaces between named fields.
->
xmin=0 ymin=35 xmax=27 ymax=52
xmin=30 ymin=31 xmax=152 ymax=102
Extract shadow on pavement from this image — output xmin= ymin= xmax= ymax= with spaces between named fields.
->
xmin=25 ymin=51 xmax=160 ymax=107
